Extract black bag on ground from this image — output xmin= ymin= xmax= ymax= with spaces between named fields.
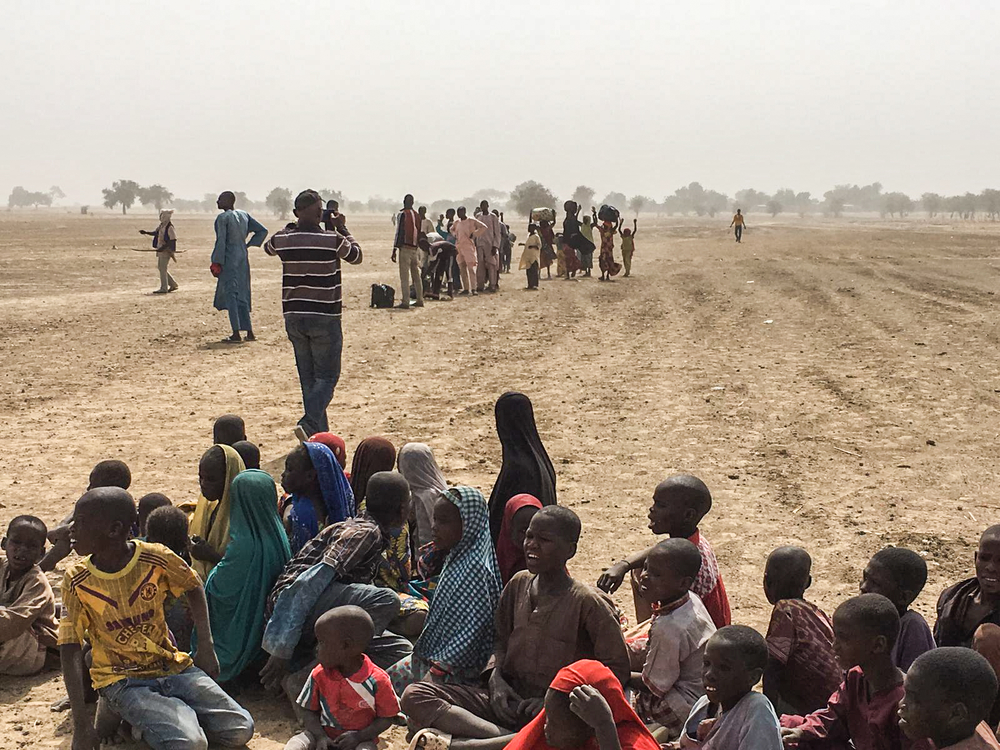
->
xmin=370 ymin=284 xmax=395 ymax=308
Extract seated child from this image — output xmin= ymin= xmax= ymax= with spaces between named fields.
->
xmin=1 ymin=515 xmax=58 ymax=675
xmin=213 ymin=413 xmax=247 ymax=446
xmin=41 ymin=458 xmax=132 ymax=572
xmin=630 ymin=539 xmax=716 ymax=742
xmin=762 ymin=546 xmax=840 ymax=714
xmin=780 ymin=593 xmax=932 ymax=750
xmin=675 ymin=625 xmax=782 ymax=749
xmin=936 ymin=525 xmax=1000 ymax=647
xmin=597 ymin=474 xmax=731 ymax=628
xmin=898 ymin=647 xmax=1000 ymax=750
xmin=860 ymin=546 xmax=935 ymax=670
xmin=402 ymin=506 xmax=630 ymax=740
xmin=59 ymin=487 xmax=254 ymax=750
xmin=233 ymin=440 xmax=261 ymax=470
xmin=285 ymin=606 xmax=399 ymax=750
xmin=137 ymin=493 xmax=172 ymax=538
xmin=146 ymin=505 xmax=195 ymax=649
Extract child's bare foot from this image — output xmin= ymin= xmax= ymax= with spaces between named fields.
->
xmin=95 ymin=698 xmax=124 ymax=744
xmin=50 ymin=696 xmax=72 ymax=712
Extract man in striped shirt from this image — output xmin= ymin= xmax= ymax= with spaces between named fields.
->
xmin=264 ymin=190 xmax=363 ymax=436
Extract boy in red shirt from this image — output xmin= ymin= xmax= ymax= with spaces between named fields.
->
xmin=286 ymin=605 xmax=399 ymax=750
xmin=597 ymin=474 xmax=731 ymax=629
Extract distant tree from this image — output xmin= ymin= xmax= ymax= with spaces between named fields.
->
xmin=766 ymin=199 xmax=783 ymax=217
xmin=881 ymin=192 xmax=914 ymax=218
xmin=319 ymin=189 xmax=344 ymax=206
xmin=8 ymin=186 xmax=53 ymax=208
xmin=705 ymin=190 xmax=728 ymax=218
xmin=138 ymin=184 xmax=174 ymax=210
xmin=102 ymin=179 xmax=141 ymax=214
xmin=265 ymin=187 xmax=293 ymax=219
xmin=571 ymin=185 xmax=596 ymax=211
xmin=509 ymin=180 xmax=558 ymax=217
xmin=234 ymin=191 xmax=256 ymax=211
xmin=347 ymin=200 xmax=366 ymax=214
xmin=772 ymin=188 xmax=797 ymax=207
xmin=628 ymin=195 xmax=650 ymax=216
xmin=49 ymin=185 xmax=66 ymax=202
xmin=599 ymin=191 xmax=627 ymax=210
xmin=824 ymin=195 xmax=846 ymax=218
xmin=979 ymin=189 xmax=1000 ymax=220
xmin=921 ymin=192 xmax=943 ymax=218
xmin=735 ymin=189 xmax=769 ymax=212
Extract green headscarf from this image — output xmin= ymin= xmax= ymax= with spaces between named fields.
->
xmin=202 ymin=469 xmax=291 ymax=682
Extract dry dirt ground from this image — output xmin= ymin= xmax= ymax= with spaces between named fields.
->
xmin=2 ymin=211 xmax=1000 ymax=748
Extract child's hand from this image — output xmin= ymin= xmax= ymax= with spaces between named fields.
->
xmin=333 ymin=731 xmax=361 ymax=749
xmin=315 ymin=736 xmax=337 ymax=750
xmin=596 ymin=561 xmax=629 ymax=593
xmin=568 ymin=685 xmax=614 ymax=729
xmin=780 ymin=727 xmax=805 ymax=747
xmin=518 ymin=698 xmax=544 ymax=720
xmin=260 ymin=654 xmax=291 ymax=692
xmin=193 ymin=646 xmax=220 ymax=679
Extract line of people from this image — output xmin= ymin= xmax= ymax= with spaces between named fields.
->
xmin=5 ymin=395 xmax=1000 ymax=750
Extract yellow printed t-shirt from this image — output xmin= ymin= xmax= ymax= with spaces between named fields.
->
xmin=57 ymin=541 xmax=199 ymax=689
xmin=733 ymin=214 xmax=745 ymax=226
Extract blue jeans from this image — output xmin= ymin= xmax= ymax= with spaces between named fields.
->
xmin=284 ymin=315 xmax=343 ymax=434
xmin=101 ymin=666 xmax=254 ymax=750
xmin=227 ymin=300 xmax=252 ymax=335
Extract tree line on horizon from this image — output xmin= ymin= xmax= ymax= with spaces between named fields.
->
xmin=8 ymin=180 xmax=1000 ymax=222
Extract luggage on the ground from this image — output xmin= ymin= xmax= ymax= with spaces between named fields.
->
xmin=370 ymin=284 xmax=395 ymax=308
xmin=530 ymin=207 xmax=556 ymax=223
xmin=598 ymin=204 xmax=620 ymax=223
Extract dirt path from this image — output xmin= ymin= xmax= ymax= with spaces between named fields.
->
xmin=2 ymin=213 xmax=1000 ymax=748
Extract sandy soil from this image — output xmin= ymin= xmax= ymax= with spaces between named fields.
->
xmin=2 ymin=211 xmax=1000 ymax=748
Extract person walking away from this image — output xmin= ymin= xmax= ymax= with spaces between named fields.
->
xmin=451 ymin=207 xmax=487 ymax=296
xmin=619 ymin=219 xmax=637 ymax=277
xmin=730 ymin=209 xmax=746 ymax=243
xmin=265 ymin=190 xmax=363 ymax=436
xmin=140 ymin=209 xmax=179 ymax=294
xmin=212 ymin=191 xmax=267 ymax=343
xmin=476 ymin=200 xmax=501 ymax=292
xmin=392 ymin=195 xmax=424 ymax=309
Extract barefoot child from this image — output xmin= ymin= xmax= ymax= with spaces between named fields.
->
xmin=539 ymin=220 xmax=557 ymax=279
xmin=519 ymin=224 xmax=542 ymax=290
xmin=59 ymin=487 xmax=254 ymax=750
xmin=676 ymin=626 xmax=781 ymax=749
xmin=860 ymin=547 xmax=935 ymax=670
xmin=620 ymin=219 xmax=637 ymax=278
xmin=762 ymin=546 xmax=840 ymax=714
xmin=597 ymin=474 xmax=731 ymax=629
xmin=780 ymin=593 xmax=931 ymax=750
xmin=630 ymin=539 xmax=716 ymax=742
xmin=285 ymin=606 xmax=399 ymax=750
xmin=936 ymin=525 xmax=1000 ymax=647
xmin=0 ymin=516 xmax=58 ymax=675
xmin=898 ymin=648 xmax=1000 ymax=750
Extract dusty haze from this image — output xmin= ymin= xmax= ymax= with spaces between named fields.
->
xmin=2 ymin=0 xmax=997 ymax=204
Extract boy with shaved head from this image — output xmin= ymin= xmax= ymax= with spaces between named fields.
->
xmin=597 ymin=474 xmax=731 ymax=628
xmin=936 ymin=525 xmax=1000 ymax=648
xmin=59 ymin=487 xmax=253 ymax=750
xmin=212 ymin=190 xmax=268 ymax=343
xmin=762 ymin=546 xmax=840 ymax=715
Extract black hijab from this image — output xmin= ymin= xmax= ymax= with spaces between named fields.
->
xmin=488 ymin=392 xmax=557 ymax=543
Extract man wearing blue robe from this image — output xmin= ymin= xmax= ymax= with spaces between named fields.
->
xmin=212 ymin=191 xmax=268 ymax=343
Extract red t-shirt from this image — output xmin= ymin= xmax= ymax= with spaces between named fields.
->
xmin=296 ymin=655 xmax=400 ymax=739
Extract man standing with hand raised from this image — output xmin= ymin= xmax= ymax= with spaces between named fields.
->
xmin=265 ymin=190 xmax=363 ymax=437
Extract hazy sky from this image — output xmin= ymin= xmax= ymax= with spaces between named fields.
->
xmin=3 ymin=0 xmax=996 ymax=206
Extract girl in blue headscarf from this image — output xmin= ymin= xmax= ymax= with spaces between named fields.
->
xmin=278 ymin=442 xmax=355 ymax=554
xmin=387 ymin=486 xmax=502 ymax=693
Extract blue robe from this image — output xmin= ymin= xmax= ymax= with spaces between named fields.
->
xmin=212 ymin=210 xmax=267 ymax=312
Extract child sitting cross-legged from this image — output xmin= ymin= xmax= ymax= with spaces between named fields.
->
xmin=780 ymin=593 xmax=932 ymax=750
xmin=1 ymin=515 xmax=58 ymax=675
xmin=762 ymin=546 xmax=841 ymax=715
xmin=898 ymin=647 xmax=1000 ymax=750
xmin=59 ymin=487 xmax=254 ymax=750
xmin=672 ymin=625 xmax=782 ymax=749
xmin=860 ymin=546 xmax=935 ymax=671
xmin=629 ymin=539 xmax=716 ymax=743
xmin=285 ymin=605 xmax=399 ymax=750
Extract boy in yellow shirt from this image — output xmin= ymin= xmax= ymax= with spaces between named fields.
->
xmin=59 ymin=487 xmax=254 ymax=750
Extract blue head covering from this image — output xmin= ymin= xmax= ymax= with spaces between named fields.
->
xmin=414 ymin=486 xmax=502 ymax=672
xmin=287 ymin=442 xmax=355 ymax=554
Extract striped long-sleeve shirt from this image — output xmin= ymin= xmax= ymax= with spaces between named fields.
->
xmin=264 ymin=226 xmax=363 ymax=318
